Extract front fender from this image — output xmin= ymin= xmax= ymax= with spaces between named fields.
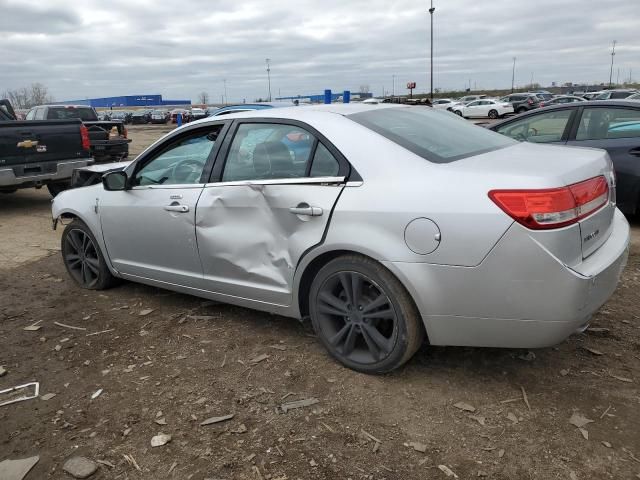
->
xmin=51 ymin=186 xmax=118 ymax=276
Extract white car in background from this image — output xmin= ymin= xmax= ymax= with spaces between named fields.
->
xmin=432 ymin=99 xmax=461 ymax=110
xmin=453 ymin=99 xmax=514 ymax=119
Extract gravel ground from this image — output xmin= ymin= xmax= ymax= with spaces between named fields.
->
xmin=1 ymin=124 xmax=639 ymax=480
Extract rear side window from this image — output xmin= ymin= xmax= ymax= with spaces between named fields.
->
xmin=222 ymin=123 xmax=315 ymax=181
xmin=310 ymin=143 xmax=340 ymax=177
xmin=46 ymin=107 xmax=98 ymax=121
xmin=611 ymin=91 xmax=632 ymax=99
xmin=577 ymin=107 xmax=640 ymax=140
xmin=348 ymin=107 xmax=515 ymax=163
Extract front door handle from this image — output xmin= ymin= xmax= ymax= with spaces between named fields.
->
xmin=629 ymin=148 xmax=640 ymax=157
xmin=164 ymin=204 xmax=189 ymax=213
xmin=289 ymin=204 xmax=323 ymax=216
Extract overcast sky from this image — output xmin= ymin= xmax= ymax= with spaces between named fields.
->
xmin=1 ymin=0 xmax=638 ymax=102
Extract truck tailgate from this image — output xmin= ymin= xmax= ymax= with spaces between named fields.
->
xmin=1 ymin=120 xmax=89 ymax=167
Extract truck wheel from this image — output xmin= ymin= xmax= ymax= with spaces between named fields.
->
xmin=309 ymin=254 xmax=425 ymax=374
xmin=47 ymin=182 xmax=70 ymax=197
xmin=61 ymin=219 xmax=118 ymax=290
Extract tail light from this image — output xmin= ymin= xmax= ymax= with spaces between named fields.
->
xmin=80 ymin=125 xmax=90 ymax=151
xmin=540 ymin=101 xmax=545 ymax=107
xmin=489 ymin=176 xmax=609 ymax=230
xmin=527 ymin=98 xmax=534 ymax=105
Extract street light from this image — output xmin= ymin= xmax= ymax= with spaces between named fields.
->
xmin=609 ymin=40 xmax=617 ymax=87
xmin=223 ymin=78 xmax=228 ymax=105
xmin=511 ymin=57 xmax=516 ymax=93
xmin=429 ymin=0 xmax=435 ymax=101
xmin=392 ymin=74 xmax=396 ymax=98
xmin=265 ymin=58 xmax=272 ymax=102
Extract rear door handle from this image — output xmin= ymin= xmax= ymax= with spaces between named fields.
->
xmin=289 ymin=205 xmax=323 ymax=216
xmin=164 ymin=204 xmax=189 ymax=213
xmin=629 ymin=148 xmax=640 ymax=157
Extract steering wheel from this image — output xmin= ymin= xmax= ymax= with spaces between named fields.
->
xmin=171 ymin=158 xmax=203 ymax=183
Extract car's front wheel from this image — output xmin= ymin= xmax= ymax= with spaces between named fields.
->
xmin=309 ymin=254 xmax=425 ymax=374
xmin=488 ymin=109 xmax=498 ymax=119
xmin=454 ymin=110 xmax=462 ymax=116
xmin=61 ymin=220 xmax=118 ymax=290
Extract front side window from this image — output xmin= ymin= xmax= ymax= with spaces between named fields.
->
xmin=25 ymin=109 xmax=35 ymax=120
xmin=222 ymin=123 xmax=316 ymax=181
xmin=496 ymin=109 xmax=573 ymax=143
xmin=577 ymin=108 xmax=640 ymax=140
xmin=133 ymin=127 xmax=221 ymax=186
xmin=349 ymin=107 xmax=515 ymax=163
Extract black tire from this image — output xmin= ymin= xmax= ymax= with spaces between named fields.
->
xmin=309 ymin=254 xmax=425 ymax=374
xmin=517 ymin=107 xmax=527 ymax=114
xmin=61 ymin=219 xmax=118 ymax=290
xmin=454 ymin=110 xmax=463 ymax=116
xmin=47 ymin=182 xmax=70 ymax=197
xmin=488 ymin=109 xmax=498 ymax=119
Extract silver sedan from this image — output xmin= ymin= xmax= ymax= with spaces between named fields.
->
xmin=52 ymin=104 xmax=630 ymax=373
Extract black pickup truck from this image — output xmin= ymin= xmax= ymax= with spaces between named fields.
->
xmin=0 ymin=99 xmax=93 ymax=196
xmin=26 ymin=104 xmax=131 ymax=162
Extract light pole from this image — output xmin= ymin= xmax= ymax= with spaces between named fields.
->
xmin=429 ymin=0 xmax=435 ymax=100
xmin=392 ymin=74 xmax=396 ymax=98
xmin=223 ymin=78 xmax=228 ymax=105
xmin=609 ymin=40 xmax=617 ymax=87
xmin=265 ymin=58 xmax=272 ymax=102
xmin=511 ymin=57 xmax=516 ymax=93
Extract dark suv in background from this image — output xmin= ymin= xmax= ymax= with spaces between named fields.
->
xmin=499 ymin=93 xmax=542 ymax=114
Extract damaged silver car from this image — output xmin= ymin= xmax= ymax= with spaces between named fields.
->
xmin=52 ymin=104 xmax=629 ymax=373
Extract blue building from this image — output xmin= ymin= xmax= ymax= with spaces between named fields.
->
xmin=58 ymin=94 xmax=191 ymax=108
xmin=275 ymin=92 xmax=373 ymax=103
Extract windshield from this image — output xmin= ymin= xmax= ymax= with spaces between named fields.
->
xmin=46 ymin=106 xmax=98 ymax=121
xmin=348 ymin=107 xmax=516 ymax=163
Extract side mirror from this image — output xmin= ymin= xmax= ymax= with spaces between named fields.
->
xmin=102 ymin=171 xmax=128 ymax=191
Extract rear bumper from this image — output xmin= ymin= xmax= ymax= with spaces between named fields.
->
xmin=0 ymin=159 xmax=93 ymax=188
xmin=91 ymin=140 xmax=130 ymax=160
xmin=385 ymin=209 xmax=630 ymax=348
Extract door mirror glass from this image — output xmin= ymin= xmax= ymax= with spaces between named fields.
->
xmin=102 ymin=171 xmax=128 ymax=191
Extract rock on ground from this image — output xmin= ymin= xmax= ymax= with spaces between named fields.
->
xmin=62 ymin=456 xmax=97 ymax=479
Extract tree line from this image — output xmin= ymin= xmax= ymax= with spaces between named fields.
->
xmin=1 ymin=83 xmax=54 ymax=109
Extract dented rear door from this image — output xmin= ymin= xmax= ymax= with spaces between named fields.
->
xmin=195 ymin=178 xmax=344 ymax=306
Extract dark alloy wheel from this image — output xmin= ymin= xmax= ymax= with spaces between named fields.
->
xmin=309 ymin=255 xmax=424 ymax=373
xmin=455 ymin=110 xmax=463 ymax=116
xmin=488 ymin=109 xmax=498 ymax=119
xmin=517 ymin=107 xmax=527 ymax=114
xmin=61 ymin=220 xmax=117 ymax=290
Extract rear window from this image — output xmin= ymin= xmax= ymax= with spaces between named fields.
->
xmin=46 ymin=107 xmax=98 ymax=121
xmin=348 ymin=107 xmax=516 ymax=163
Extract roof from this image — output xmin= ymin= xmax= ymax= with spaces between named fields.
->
xmin=189 ymin=103 xmax=402 ymax=126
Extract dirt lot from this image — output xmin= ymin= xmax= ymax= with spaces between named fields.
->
xmin=1 ymin=125 xmax=639 ymax=479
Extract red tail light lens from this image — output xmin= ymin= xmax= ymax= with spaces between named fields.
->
xmin=527 ymin=98 xmax=534 ymax=104
xmin=489 ymin=176 xmax=609 ymax=230
xmin=80 ymin=124 xmax=91 ymax=151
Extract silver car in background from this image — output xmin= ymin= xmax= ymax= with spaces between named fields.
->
xmin=52 ymin=105 xmax=630 ymax=373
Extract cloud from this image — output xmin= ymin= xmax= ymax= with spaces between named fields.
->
xmin=0 ymin=0 xmax=636 ymax=102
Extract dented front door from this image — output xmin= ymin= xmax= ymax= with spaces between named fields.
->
xmin=195 ymin=179 xmax=344 ymax=306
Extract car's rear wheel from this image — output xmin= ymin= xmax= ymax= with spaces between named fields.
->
xmin=517 ymin=107 xmax=527 ymax=114
xmin=454 ymin=110 xmax=462 ymax=116
xmin=61 ymin=220 xmax=118 ymax=290
xmin=488 ymin=109 xmax=498 ymax=119
xmin=309 ymin=254 xmax=424 ymax=374
xmin=47 ymin=181 xmax=70 ymax=197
